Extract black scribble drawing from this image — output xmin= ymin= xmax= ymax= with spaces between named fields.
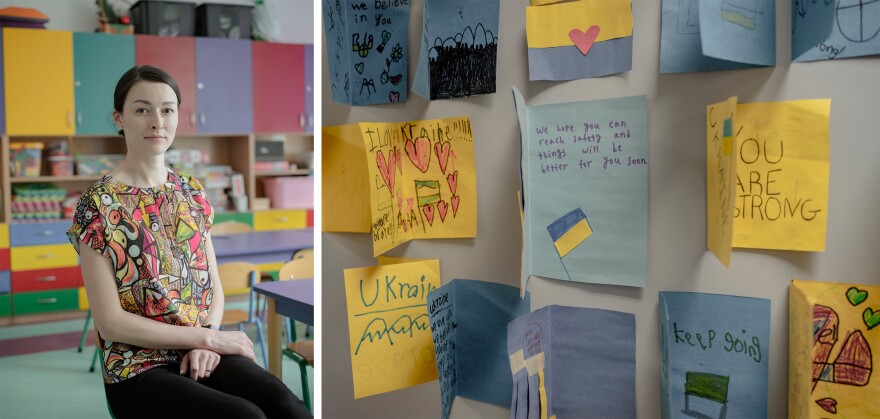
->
xmin=428 ymin=23 xmax=497 ymax=99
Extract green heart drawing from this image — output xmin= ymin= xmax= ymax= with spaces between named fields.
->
xmin=864 ymin=308 xmax=880 ymax=330
xmin=846 ymin=287 xmax=868 ymax=306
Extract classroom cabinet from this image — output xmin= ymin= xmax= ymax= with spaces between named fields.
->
xmin=135 ymin=35 xmax=198 ymax=134
xmin=304 ymin=44 xmax=314 ymax=132
xmin=3 ymin=28 xmax=74 ymax=135
xmin=74 ymin=33 xmax=136 ymax=135
xmin=196 ymin=38 xmax=253 ymax=134
xmin=252 ymin=41 xmax=304 ymax=133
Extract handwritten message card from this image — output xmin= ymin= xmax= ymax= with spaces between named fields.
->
xmin=323 ymin=124 xmax=371 ymax=233
xmin=660 ymin=0 xmax=775 ymax=73
xmin=427 ymin=279 xmax=530 ymax=419
xmin=412 ymin=0 xmax=500 ymax=100
xmin=789 ymin=280 xmax=879 ymax=417
xmin=706 ymin=97 xmax=738 ymax=266
xmin=793 ymin=0 xmax=880 ymax=62
xmin=513 ymin=87 xmax=647 ymax=289
xmin=525 ymin=0 xmax=633 ymax=81
xmin=658 ymin=292 xmax=770 ymax=419
xmin=323 ymin=0 xmax=410 ymax=105
xmin=360 ymin=116 xmax=477 ymax=256
xmin=508 ymin=305 xmax=636 ymax=418
xmin=343 ymin=259 xmax=441 ymax=398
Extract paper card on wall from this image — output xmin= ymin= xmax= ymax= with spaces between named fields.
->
xmin=427 ymin=279 xmax=531 ymax=419
xmin=513 ymin=87 xmax=648 ymax=289
xmin=731 ymin=100 xmax=830 ymax=252
xmin=659 ymin=0 xmax=773 ymax=73
xmin=322 ymin=124 xmax=371 ymax=233
xmin=508 ymin=305 xmax=636 ymax=418
xmin=343 ymin=259 xmax=441 ymax=398
xmin=322 ymin=0 xmax=410 ymax=105
xmin=359 ymin=117 xmax=477 ymax=256
xmin=706 ymin=97 xmax=738 ymax=267
xmin=525 ymin=0 xmax=633 ymax=81
xmin=789 ymin=280 xmax=880 ymax=417
xmin=412 ymin=0 xmax=500 ymax=100
xmin=658 ymin=292 xmax=770 ymax=419
xmin=793 ymin=0 xmax=880 ymax=62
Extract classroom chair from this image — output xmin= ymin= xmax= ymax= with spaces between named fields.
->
xmin=276 ymin=256 xmax=315 ymax=412
xmin=218 ymin=262 xmax=268 ymax=369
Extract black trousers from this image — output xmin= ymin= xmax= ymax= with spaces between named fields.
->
xmin=104 ymin=355 xmax=312 ymax=419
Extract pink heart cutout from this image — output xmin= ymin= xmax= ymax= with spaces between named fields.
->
xmin=376 ymin=150 xmax=396 ymax=194
xmin=434 ymin=141 xmax=451 ymax=174
xmin=405 ymin=137 xmax=431 ymax=173
xmin=569 ymin=25 xmax=601 ymax=56
xmin=447 ymin=171 xmax=458 ymax=195
xmin=451 ymin=196 xmax=460 ymax=216
xmin=437 ymin=200 xmax=448 ymax=222
xmin=423 ymin=205 xmax=435 ymax=226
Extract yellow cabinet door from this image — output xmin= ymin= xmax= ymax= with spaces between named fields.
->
xmin=4 ymin=28 xmax=74 ymax=135
xmin=10 ymin=244 xmax=79 ymax=271
xmin=253 ymin=209 xmax=307 ymax=231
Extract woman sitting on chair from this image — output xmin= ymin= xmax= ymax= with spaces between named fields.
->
xmin=67 ymin=65 xmax=311 ymax=419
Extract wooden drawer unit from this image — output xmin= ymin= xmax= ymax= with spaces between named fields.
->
xmin=12 ymin=289 xmax=79 ymax=315
xmin=11 ymin=244 xmax=79 ymax=271
xmin=0 ymin=271 xmax=9 ymax=293
xmin=253 ymin=209 xmax=307 ymax=231
xmin=0 ymin=294 xmax=10 ymax=317
xmin=0 ymin=248 xmax=8 ymax=271
xmin=12 ymin=266 xmax=83 ymax=293
xmin=9 ymin=221 xmax=71 ymax=246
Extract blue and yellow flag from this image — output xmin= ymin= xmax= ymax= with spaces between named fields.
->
xmin=547 ymin=208 xmax=593 ymax=258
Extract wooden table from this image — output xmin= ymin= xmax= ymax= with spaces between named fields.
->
xmin=253 ymin=278 xmax=314 ymax=378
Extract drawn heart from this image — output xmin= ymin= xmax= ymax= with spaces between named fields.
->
xmin=355 ymin=62 xmax=365 ymax=74
xmin=389 ymin=74 xmax=403 ymax=85
xmin=405 ymin=137 xmax=431 ymax=172
xmin=446 ymin=170 xmax=458 ymax=195
xmin=376 ymin=150 xmax=396 ymax=194
xmin=423 ymin=204 xmax=435 ymax=226
xmin=864 ymin=308 xmax=880 ymax=330
xmin=847 ymin=287 xmax=868 ymax=306
xmin=437 ymin=200 xmax=448 ymax=222
xmin=568 ymin=25 xmax=601 ymax=56
xmin=406 ymin=198 xmax=414 ymax=214
xmin=397 ymin=194 xmax=403 ymax=211
xmin=402 ymin=219 xmax=408 ymax=232
xmin=451 ymin=195 xmax=460 ymax=216
xmin=434 ymin=141 xmax=451 ymax=174
xmin=815 ymin=398 xmax=837 ymax=414
xmin=389 ymin=91 xmax=400 ymax=102
xmin=393 ymin=147 xmax=403 ymax=173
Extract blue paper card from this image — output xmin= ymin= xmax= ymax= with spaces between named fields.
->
xmin=659 ymin=292 xmax=771 ymax=419
xmin=427 ymin=279 xmax=530 ymax=419
xmin=660 ymin=0 xmax=775 ymax=73
xmin=793 ymin=0 xmax=880 ymax=61
xmin=412 ymin=0 xmax=500 ymax=100
xmin=508 ymin=305 xmax=636 ymax=419
xmin=323 ymin=0 xmax=410 ymax=105
xmin=513 ymin=87 xmax=648 ymax=288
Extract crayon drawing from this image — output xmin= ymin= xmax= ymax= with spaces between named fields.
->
xmin=792 ymin=0 xmax=880 ymax=61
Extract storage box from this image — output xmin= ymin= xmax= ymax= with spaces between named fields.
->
xmin=129 ymin=0 xmax=195 ymax=37
xmin=9 ymin=142 xmax=44 ymax=177
xmin=47 ymin=155 xmax=74 ymax=177
xmin=261 ymin=176 xmax=313 ymax=209
xmin=196 ymin=3 xmax=252 ymax=39
xmin=75 ymin=154 xmax=124 ymax=175
xmin=255 ymin=140 xmax=284 ymax=162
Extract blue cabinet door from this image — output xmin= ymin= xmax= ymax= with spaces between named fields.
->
xmin=304 ymin=44 xmax=313 ymax=133
xmin=195 ymin=38 xmax=253 ymax=134
xmin=74 ymin=33 xmax=135 ymax=135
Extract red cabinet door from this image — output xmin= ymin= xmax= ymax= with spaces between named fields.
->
xmin=135 ymin=35 xmax=198 ymax=134
xmin=12 ymin=266 xmax=84 ymax=293
xmin=252 ymin=42 xmax=304 ymax=133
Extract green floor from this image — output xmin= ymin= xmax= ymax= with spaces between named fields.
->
xmin=0 ymin=304 xmax=313 ymax=419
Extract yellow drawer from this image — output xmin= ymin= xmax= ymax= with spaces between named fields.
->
xmin=11 ymin=244 xmax=79 ymax=271
xmin=253 ymin=210 xmax=306 ymax=231
xmin=78 ymin=286 xmax=89 ymax=310
xmin=0 ymin=223 xmax=8 ymax=248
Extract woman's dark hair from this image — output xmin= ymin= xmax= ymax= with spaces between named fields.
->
xmin=113 ymin=65 xmax=181 ymax=136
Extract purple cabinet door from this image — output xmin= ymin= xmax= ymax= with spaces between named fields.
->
xmin=195 ymin=38 xmax=253 ymax=134
xmin=304 ymin=44 xmax=313 ymax=132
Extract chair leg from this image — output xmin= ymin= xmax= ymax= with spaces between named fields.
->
xmin=255 ymin=320 xmax=268 ymax=369
xmin=89 ymin=345 xmax=101 ymax=373
xmin=299 ymin=363 xmax=311 ymax=413
xmin=78 ymin=310 xmax=92 ymax=353
xmin=285 ymin=317 xmax=294 ymax=345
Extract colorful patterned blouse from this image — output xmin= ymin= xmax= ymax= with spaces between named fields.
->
xmin=67 ymin=168 xmax=215 ymax=384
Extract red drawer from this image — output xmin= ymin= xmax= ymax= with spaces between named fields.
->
xmin=0 ymin=248 xmax=8 ymax=271
xmin=307 ymin=209 xmax=314 ymax=227
xmin=12 ymin=266 xmax=84 ymax=293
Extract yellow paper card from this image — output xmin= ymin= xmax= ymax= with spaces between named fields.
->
xmin=706 ymin=97 xmax=738 ymax=267
xmin=322 ymin=124 xmax=371 ymax=233
xmin=732 ymin=100 xmax=830 ymax=251
xmin=344 ymin=259 xmax=441 ymax=399
xmin=789 ymin=280 xmax=879 ymax=418
xmin=360 ymin=117 xmax=477 ymax=256
xmin=526 ymin=0 xmax=633 ymax=49
xmin=377 ymin=256 xmax=431 ymax=265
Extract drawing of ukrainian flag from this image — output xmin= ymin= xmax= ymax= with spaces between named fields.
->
xmin=723 ymin=117 xmax=733 ymax=156
xmin=547 ymin=208 xmax=593 ymax=258
xmin=415 ymin=180 xmax=441 ymax=206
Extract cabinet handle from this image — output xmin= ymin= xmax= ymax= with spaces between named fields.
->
xmin=36 ymin=276 xmax=57 ymax=282
xmin=309 ymin=114 xmax=313 ymax=128
xmin=300 ymin=113 xmax=305 ymax=128
xmin=275 ymin=217 xmax=289 ymax=223
xmin=77 ymin=112 xmax=82 ymax=125
xmin=200 ymin=113 xmax=206 ymax=126
xmin=37 ymin=298 xmax=58 ymax=304
xmin=37 ymin=254 xmax=56 ymax=259
xmin=191 ymin=112 xmax=197 ymax=127
xmin=41 ymin=230 xmax=54 ymax=236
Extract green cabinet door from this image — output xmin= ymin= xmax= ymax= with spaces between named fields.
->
xmin=213 ymin=212 xmax=254 ymax=227
xmin=12 ymin=289 xmax=79 ymax=315
xmin=74 ymin=33 xmax=135 ymax=135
